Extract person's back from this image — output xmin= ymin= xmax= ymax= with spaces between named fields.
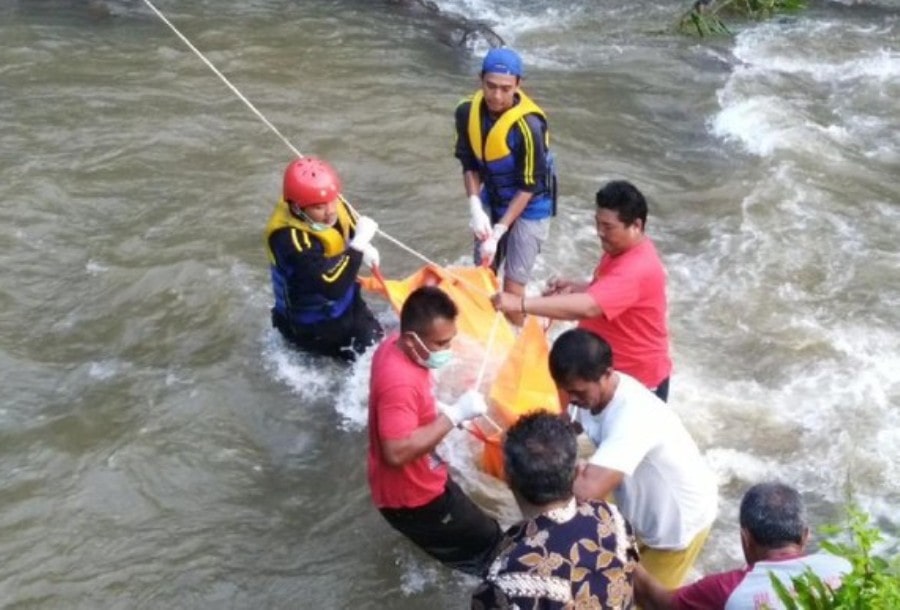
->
xmin=724 ymin=552 xmax=850 ymax=609
xmin=473 ymin=412 xmax=639 ymax=609
xmin=572 ymin=373 xmax=717 ymax=551
xmin=640 ymin=482 xmax=854 ymax=610
xmin=473 ymin=500 xmax=637 ymax=609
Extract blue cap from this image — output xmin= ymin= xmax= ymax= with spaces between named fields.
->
xmin=482 ymin=48 xmax=523 ymax=78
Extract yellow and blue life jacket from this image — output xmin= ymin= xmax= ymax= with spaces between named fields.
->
xmin=466 ymin=89 xmax=556 ymax=220
xmin=264 ymin=198 xmax=358 ymax=325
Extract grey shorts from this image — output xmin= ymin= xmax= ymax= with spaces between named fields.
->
xmin=473 ymin=217 xmax=550 ymax=285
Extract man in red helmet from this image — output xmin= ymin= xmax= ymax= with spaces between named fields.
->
xmin=265 ymin=157 xmax=383 ymax=360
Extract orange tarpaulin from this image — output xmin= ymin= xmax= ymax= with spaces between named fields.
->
xmin=361 ymin=265 xmax=562 ymax=479
xmin=359 ymin=264 xmax=516 ymax=350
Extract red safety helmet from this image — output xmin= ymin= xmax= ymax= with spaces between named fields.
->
xmin=283 ymin=157 xmax=342 ymax=208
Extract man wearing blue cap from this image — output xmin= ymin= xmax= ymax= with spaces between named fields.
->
xmin=454 ymin=47 xmax=556 ymax=325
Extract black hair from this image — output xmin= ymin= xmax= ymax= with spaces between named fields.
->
xmin=548 ymin=329 xmax=613 ymax=385
xmin=595 ymin=180 xmax=648 ymax=228
xmin=503 ymin=411 xmax=577 ymax=506
xmin=739 ymin=482 xmax=807 ymax=549
xmin=399 ymin=286 xmax=458 ymax=335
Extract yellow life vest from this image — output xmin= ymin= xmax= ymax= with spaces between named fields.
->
xmin=466 ymin=89 xmax=547 ymax=162
xmin=264 ymin=198 xmax=355 ymax=262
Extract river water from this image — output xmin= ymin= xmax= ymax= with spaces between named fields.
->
xmin=1 ymin=0 xmax=898 ymax=607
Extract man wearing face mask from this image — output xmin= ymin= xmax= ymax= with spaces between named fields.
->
xmin=265 ymin=157 xmax=383 ymax=361
xmin=367 ymin=286 xmax=502 ymax=576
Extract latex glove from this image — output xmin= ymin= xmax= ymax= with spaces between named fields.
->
xmin=468 ymin=195 xmax=492 ymax=240
xmin=439 ymin=389 xmax=488 ymax=427
xmin=479 ymin=224 xmax=508 ymax=266
xmin=361 ymin=244 xmax=380 ymax=269
xmin=349 ymin=216 xmax=378 ymax=251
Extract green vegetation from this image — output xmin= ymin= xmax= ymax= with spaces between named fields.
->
xmin=768 ymin=506 xmax=900 ymax=609
xmin=677 ymin=0 xmax=807 ymax=36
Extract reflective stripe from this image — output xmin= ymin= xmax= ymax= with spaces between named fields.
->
xmin=290 ymin=228 xmax=305 ymax=252
xmin=322 ymin=255 xmax=350 ymax=283
xmin=517 ymin=117 xmax=535 ymax=186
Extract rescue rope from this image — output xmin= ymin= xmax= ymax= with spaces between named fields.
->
xmin=473 ymin=311 xmax=506 ymax=435
xmin=140 ymin=0 xmax=493 ymax=300
xmin=144 ymin=0 xmax=503 ymax=452
xmin=142 ymin=1 xmax=510 ymax=441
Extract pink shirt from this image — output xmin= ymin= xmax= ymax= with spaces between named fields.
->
xmin=579 ymin=238 xmax=672 ymax=389
xmin=367 ymin=334 xmax=448 ymax=509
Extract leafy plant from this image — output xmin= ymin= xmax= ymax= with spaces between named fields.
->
xmin=768 ymin=506 xmax=900 ymax=609
xmin=676 ymin=0 xmax=807 ymax=37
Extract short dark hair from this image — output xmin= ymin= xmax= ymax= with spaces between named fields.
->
xmin=400 ymin=286 xmax=458 ymax=335
xmin=739 ymin=482 xmax=807 ymax=548
xmin=504 ymin=411 xmax=577 ymax=506
xmin=595 ymin=180 xmax=648 ymax=228
xmin=548 ymin=329 xmax=613 ymax=385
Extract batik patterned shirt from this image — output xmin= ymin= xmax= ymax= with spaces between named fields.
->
xmin=471 ymin=499 xmax=640 ymax=610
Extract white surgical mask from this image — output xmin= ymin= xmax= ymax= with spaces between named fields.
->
xmin=408 ymin=332 xmax=453 ymax=370
xmin=298 ymin=210 xmax=336 ymax=232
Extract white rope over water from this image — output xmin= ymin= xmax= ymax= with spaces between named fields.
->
xmin=141 ymin=0 xmax=494 ymax=300
xmin=140 ymin=0 xmax=302 ymax=159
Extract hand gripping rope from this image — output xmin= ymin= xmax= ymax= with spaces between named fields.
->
xmin=141 ymin=0 xmax=506 ymax=435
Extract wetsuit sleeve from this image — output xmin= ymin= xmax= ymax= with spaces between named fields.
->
xmin=509 ymin=113 xmax=548 ymax=194
xmin=454 ymin=100 xmax=480 ymax=173
xmin=268 ymin=228 xmax=363 ymax=301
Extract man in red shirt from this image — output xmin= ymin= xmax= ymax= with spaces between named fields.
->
xmin=368 ymin=286 xmax=502 ymax=576
xmin=492 ymin=180 xmax=672 ymax=401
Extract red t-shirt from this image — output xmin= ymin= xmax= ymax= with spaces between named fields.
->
xmin=671 ymin=552 xmax=850 ymax=609
xmin=367 ymin=334 xmax=448 ymax=509
xmin=671 ymin=567 xmax=747 ymax=609
xmin=579 ymin=238 xmax=672 ymax=389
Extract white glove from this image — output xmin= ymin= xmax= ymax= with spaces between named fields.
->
xmin=439 ymin=389 xmax=488 ymax=426
xmin=361 ymin=244 xmax=380 ymax=269
xmin=468 ymin=195 xmax=492 ymax=240
xmin=349 ymin=216 xmax=378 ymax=251
xmin=479 ymin=224 xmax=508 ymax=265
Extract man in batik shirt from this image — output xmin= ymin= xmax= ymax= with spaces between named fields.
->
xmin=471 ymin=412 xmax=639 ymax=609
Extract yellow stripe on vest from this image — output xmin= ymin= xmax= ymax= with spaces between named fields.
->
xmin=264 ymin=198 xmax=353 ymax=260
xmin=322 ymin=255 xmax=350 ymax=283
xmin=466 ymin=89 xmax=547 ymax=163
xmin=517 ymin=117 xmax=535 ymax=185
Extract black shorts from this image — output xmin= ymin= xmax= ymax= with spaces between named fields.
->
xmin=379 ymin=479 xmax=502 ymax=577
xmin=272 ymin=292 xmax=383 ymax=362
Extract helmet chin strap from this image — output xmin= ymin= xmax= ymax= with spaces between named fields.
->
xmin=291 ymin=205 xmax=333 ymax=230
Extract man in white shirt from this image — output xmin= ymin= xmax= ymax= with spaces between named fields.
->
xmin=548 ymin=328 xmax=718 ymax=588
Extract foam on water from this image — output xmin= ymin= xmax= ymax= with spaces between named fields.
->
xmin=261 ymin=331 xmax=343 ymax=401
xmin=434 ymin=0 xmax=568 ymax=37
xmin=712 ymin=19 xmax=900 ymax=159
xmin=432 ymin=0 xmax=589 ymax=68
xmin=87 ymin=359 xmax=122 ymax=380
xmin=258 ymin=4 xmax=899 ymax=580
